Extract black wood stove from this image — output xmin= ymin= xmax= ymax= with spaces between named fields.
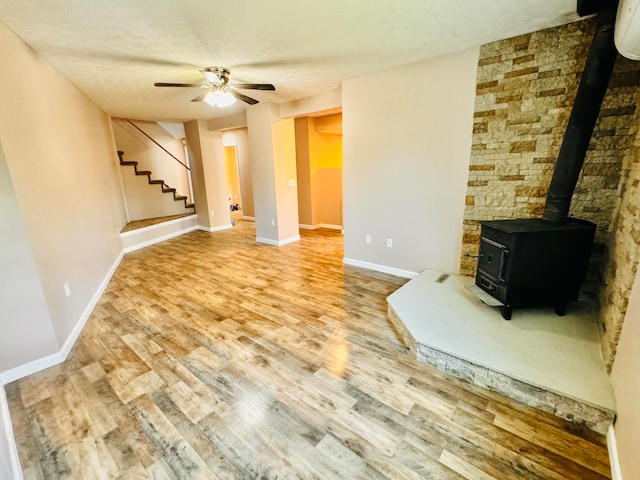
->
xmin=473 ymin=1 xmax=617 ymax=320
xmin=476 ymin=218 xmax=595 ymax=320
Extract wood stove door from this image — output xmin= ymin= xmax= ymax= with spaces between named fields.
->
xmin=478 ymin=236 xmax=509 ymax=284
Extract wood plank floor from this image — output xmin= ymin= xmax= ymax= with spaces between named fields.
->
xmin=6 ymin=220 xmax=611 ymax=479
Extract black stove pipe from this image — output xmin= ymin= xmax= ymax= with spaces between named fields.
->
xmin=542 ymin=1 xmax=619 ymax=223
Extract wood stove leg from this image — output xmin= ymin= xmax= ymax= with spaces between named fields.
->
xmin=554 ymin=302 xmax=567 ymax=316
xmin=501 ymin=305 xmax=513 ymax=320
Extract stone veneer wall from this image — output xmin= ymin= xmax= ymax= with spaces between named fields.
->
xmin=599 ymin=89 xmax=640 ymax=368
xmin=460 ymin=19 xmax=640 ymax=296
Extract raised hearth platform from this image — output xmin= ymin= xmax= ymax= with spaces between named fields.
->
xmin=387 ymin=269 xmax=615 ymax=434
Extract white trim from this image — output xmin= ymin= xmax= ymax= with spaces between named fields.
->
xmin=318 ymin=223 xmax=342 ymax=231
xmin=256 ymin=235 xmax=301 ymax=246
xmin=120 ymin=214 xmax=197 ymax=238
xmin=198 ymin=223 xmax=233 ymax=233
xmin=608 ymin=424 xmax=623 ymax=480
xmin=122 ymin=226 xmax=199 ymax=253
xmin=0 ymin=351 xmax=62 ymax=385
xmin=299 ymin=223 xmax=343 ymax=231
xmin=0 ymin=384 xmax=23 ymax=480
xmin=0 ymin=251 xmax=125 ymax=385
xmin=242 ymin=216 xmax=255 ymax=221
xmin=342 ymin=257 xmax=419 ymax=279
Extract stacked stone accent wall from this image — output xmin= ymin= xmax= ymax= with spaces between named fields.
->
xmin=460 ymin=19 xmax=640 ymax=300
xmin=598 ymin=89 xmax=640 ymax=368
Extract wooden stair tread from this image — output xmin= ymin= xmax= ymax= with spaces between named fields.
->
xmin=118 ymin=150 xmax=194 ymax=212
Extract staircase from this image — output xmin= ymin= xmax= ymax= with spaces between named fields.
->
xmin=118 ymin=150 xmax=195 ymax=211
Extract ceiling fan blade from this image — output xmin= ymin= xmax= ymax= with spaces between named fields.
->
xmin=190 ymin=89 xmax=211 ymax=102
xmin=230 ymin=90 xmax=259 ymax=105
xmin=200 ymin=67 xmax=229 ymax=85
xmin=233 ymin=83 xmax=276 ymax=91
xmin=200 ymin=71 xmax=223 ymax=85
xmin=154 ymin=82 xmax=207 ymax=88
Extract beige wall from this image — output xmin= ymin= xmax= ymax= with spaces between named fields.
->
xmin=247 ymin=103 xmax=298 ymax=243
xmin=317 ymin=168 xmax=342 ymax=227
xmin=184 ymin=120 xmax=230 ymax=230
xmin=295 ymin=117 xmax=314 ymax=225
xmin=611 ymin=265 xmax=640 ymax=479
xmin=279 ymin=89 xmax=342 ymax=119
xmin=222 ymin=128 xmax=254 ymax=218
xmin=272 ymin=118 xmax=300 ymax=241
xmin=343 ymin=48 xmax=479 ymax=274
xmin=0 ymin=23 xmax=126 ymax=349
xmin=185 ymin=120 xmax=211 ymax=228
xmin=247 ymin=103 xmax=280 ymax=239
xmin=0 ymin=141 xmax=59 ymax=371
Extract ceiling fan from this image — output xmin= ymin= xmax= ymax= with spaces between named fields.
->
xmin=154 ymin=66 xmax=275 ymax=107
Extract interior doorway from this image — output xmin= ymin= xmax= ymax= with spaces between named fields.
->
xmin=224 ymin=145 xmax=243 ymax=220
xmin=294 ymin=112 xmax=343 ymax=231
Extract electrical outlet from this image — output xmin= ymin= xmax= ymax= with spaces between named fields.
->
xmin=210 ymin=209 xmax=215 ymax=217
xmin=64 ymin=282 xmax=71 ymax=298
xmin=271 ymin=219 xmax=276 ymax=226
xmin=365 ymin=234 xmax=372 ymax=244
xmin=386 ymin=238 xmax=393 ymax=248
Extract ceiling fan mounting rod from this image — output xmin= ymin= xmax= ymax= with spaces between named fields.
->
xmin=202 ymin=66 xmax=230 ymax=84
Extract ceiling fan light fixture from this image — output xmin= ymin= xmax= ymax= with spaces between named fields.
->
xmin=204 ymin=89 xmax=236 ymax=108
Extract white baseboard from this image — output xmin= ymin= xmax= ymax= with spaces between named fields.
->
xmin=198 ymin=223 xmax=233 ymax=233
xmin=242 ymin=216 xmax=255 ymax=221
xmin=123 ymin=226 xmax=199 ymax=253
xmin=0 ymin=251 xmax=125 ymax=385
xmin=343 ymin=257 xmax=419 ymax=279
xmin=299 ymin=223 xmax=343 ymax=231
xmin=256 ymin=235 xmax=301 ymax=246
xmin=0 ymin=384 xmax=23 ymax=480
xmin=608 ymin=424 xmax=623 ymax=480
xmin=0 ymin=351 xmax=62 ymax=386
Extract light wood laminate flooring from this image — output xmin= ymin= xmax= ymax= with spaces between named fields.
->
xmin=7 ymin=221 xmax=611 ymax=479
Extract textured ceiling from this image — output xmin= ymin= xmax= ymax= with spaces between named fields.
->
xmin=0 ymin=0 xmax=581 ymax=122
